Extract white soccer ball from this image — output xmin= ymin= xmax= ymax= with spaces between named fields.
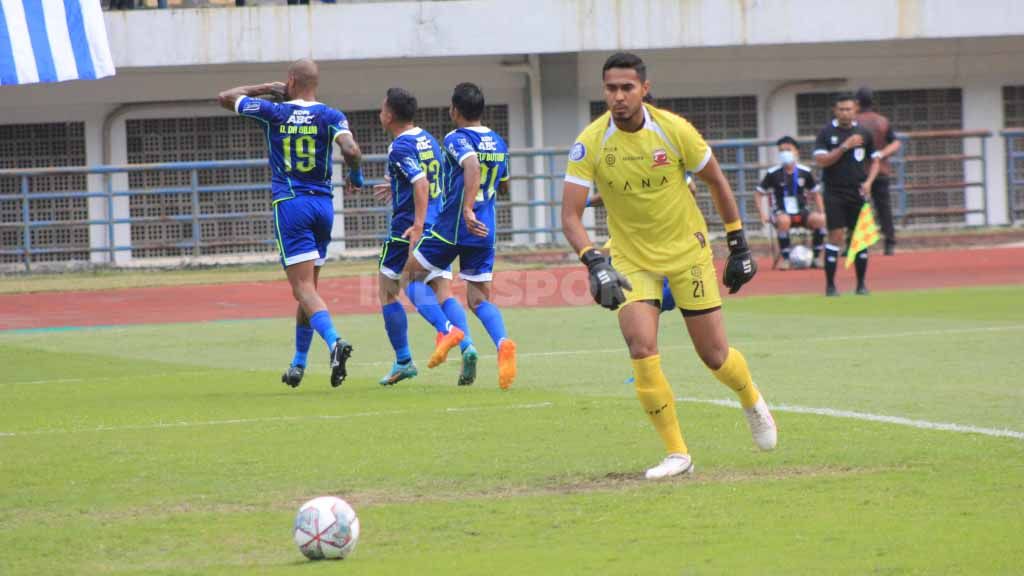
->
xmin=293 ymin=496 xmax=360 ymax=560
xmin=789 ymin=245 xmax=814 ymax=269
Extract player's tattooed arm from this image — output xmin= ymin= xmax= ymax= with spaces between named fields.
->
xmin=216 ymin=82 xmax=286 ymax=111
xmin=336 ymin=133 xmax=364 ymax=192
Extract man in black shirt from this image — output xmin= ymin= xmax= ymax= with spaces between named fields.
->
xmin=756 ymin=135 xmax=827 ymax=269
xmin=856 ymin=87 xmax=902 ymax=255
xmin=813 ymin=92 xmax=881 ymax=296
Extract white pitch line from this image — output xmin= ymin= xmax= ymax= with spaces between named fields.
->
xmin=0 ymin=369 xmax=248 ymax=387
xmin=0 ymin=402 xmax=552 ymax=438
xmin=678 ymin=396 xmax=1024 ymax=441
xmin=15 ymin=377 xmax=85 ymax=385
xmin=446 ymin=402 xmax=552 ymax=413
xmin=6 ymin=325 xmax=1023 ymax=385
xmin=469 ymin=324 xmax=1024 ymax=361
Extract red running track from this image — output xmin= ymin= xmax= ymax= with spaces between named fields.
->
xmin=2 ymin=247 xmax=1022 ymax=331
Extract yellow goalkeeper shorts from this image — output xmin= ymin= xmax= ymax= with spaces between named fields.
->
xmin=612 ymin=248 xmax=722 ymax=314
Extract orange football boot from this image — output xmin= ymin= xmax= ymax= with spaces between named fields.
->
xmin=428 ymin=326 xmax=464 ymax=368
xmin=497 ymin=338 xmax=517 ymax=390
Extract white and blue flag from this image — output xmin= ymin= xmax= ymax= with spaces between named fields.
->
xmin=0 ymin=0 xmax=114 ymax=86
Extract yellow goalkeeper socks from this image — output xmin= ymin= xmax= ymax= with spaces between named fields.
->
xmin=711 ymin=347 xmax=761 ymax=409
xmin=632 ymin=355 xmax=688 ymax=455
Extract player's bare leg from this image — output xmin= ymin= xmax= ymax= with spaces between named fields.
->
xmin=283 ymin=264 xmax=322 ymax=388
xmin=286 ymin=260 xmax=352 ymax=387
xmin=684 ymin=309 xmax=776 ymax=451
xmin=619 ymin=301 xmax=692 ymax=479
xmin=467 ymin=280 xmax=513 ymax=389
xmin=405 ymin=257 xmax=463 ymax=368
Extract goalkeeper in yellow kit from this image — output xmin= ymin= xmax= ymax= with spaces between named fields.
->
xmin=561 ymin=52 xmax=778 ymax=479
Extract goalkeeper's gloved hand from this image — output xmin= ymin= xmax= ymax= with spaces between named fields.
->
xmin=347 ymin=167 xmax=365 ymax=188
xmin=580 ymin=248 xmax=632 ymax=311
xmin=723 ymin=228 xmax=757 ymax=294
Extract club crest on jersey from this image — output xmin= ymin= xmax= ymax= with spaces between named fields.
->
xmin=651 ymin=149 xmax=671 ymax=167
xmin=830 ymin=135 xmax=839 ymax=145
xmin=854 ymin=148 xmax=865 ymax=162
xmin=569 ymin=142 xmax=586 ymax=162
xmin=694 ymin=232 xmax=706 ymax=249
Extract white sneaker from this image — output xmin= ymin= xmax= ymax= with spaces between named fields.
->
xmin=744 ymin=396 xmax=778 ymax=451
xmin=644 ymin=453 xmax=694 ymax=480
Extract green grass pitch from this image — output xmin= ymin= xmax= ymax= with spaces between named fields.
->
xmin=2 ymin=286 xmax=1023 ymax=575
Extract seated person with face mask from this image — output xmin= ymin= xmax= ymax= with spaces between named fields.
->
xmin=756 ymin=136 xmax=827 ymax=269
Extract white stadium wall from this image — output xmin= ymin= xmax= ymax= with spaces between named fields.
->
xmin=99 ymin=0 xmax=1024 ymax=68
xmin=2 ymin=0 xmax=1024 ymax=265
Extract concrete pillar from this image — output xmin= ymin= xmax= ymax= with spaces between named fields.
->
xmin=540 ymin=53 xmax=582 ymax=244
xmin=962 ymin=81 xmax=1007 ymax=226
xmin=105 ymin=116 xmax=133 ymax=264
xmin=85 ymin=119 xmax=110 ymax=264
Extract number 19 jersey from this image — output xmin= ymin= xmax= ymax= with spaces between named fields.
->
xmin=235 ymin=97 xmax=351 ymax=203
xmin=433 ymin=126 xmax=510 ymax=247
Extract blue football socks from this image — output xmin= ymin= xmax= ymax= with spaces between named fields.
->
xmin=382 ymin=301 xmax=412 ymax=364
xmin=442 ymin=297 xmax=473 ymax=352
xmin=472 ymin=301 xmax=507 ymax=348
xmin=292 ymin=324 xmax=314 ymax=367
xmin=309 ymin=310 xmax=340 ymax=349
xmin=406 ymin=281 xmax=451 ymax=334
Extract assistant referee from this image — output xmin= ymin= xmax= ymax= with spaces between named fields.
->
xmin=814 ymin=92 xmax=881 ymax=297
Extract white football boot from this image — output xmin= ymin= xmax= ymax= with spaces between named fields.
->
xmin=644 ymin=453 xmax=694 ymax=480
xmin=744 ymin=396 xmax=778 ymax=451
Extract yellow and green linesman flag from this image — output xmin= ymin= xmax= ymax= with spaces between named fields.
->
xmin=845 ymin=202 xmax=880 ymax=268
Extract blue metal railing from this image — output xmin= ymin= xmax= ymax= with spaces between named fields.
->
xmin=888 ymin=129 xmax=992 ymax=227
xmin=0 ymin=131 xmax=996 ymax=271
xmin=1003 ymin=130 xmax=1024 ymax=224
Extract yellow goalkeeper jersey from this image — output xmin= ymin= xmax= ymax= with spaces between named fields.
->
xmin=566 ymin=104 xmax=712 ymax=271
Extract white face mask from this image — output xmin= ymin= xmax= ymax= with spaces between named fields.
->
xmin=778 ymin=150 xmax=796 ymax=165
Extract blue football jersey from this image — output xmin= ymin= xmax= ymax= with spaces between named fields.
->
xmin=433 ymin=126 xmax=510 ymax=246
xmin=236 ymin=97 xmax=350 ymax=202
xmin=386 ymin=127 xmax=446 ymax=238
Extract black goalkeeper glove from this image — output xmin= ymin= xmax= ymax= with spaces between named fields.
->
xmin=723 ymin=229 xmax=757 ymax=294
xmin=580 ymin=248 xmax=632 ymax=311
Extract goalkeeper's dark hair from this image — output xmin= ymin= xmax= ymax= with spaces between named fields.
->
xmin=776 ymin=135 xmax=799 ymax=148
xmin=451 ymin=82 xmax=485 ymax=121
xmin=602 ymin=52 xmax=646 ymax=82
xmin=385 ymin=87 xmax=418 ymax=123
